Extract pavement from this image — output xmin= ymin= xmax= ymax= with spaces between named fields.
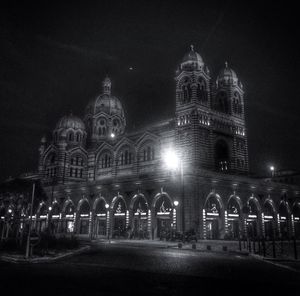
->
xmin=1 ymin=242 xmax=299 ymax=295
xmin=0 ymin=245 xmax=90 ymax=263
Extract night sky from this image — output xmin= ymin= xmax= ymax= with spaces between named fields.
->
xmin=0 ymin=0 xmax=299 ymax=181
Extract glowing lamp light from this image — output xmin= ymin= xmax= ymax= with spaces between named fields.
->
xmin=270 ymin=166 xmax=275 ymax=172
xmin=174 ymin=200 xmax=179 ymax=207
xmin=163 ymin=149 xmax=179 ymax=170
xmin=105 ymin=203 xmax=109 ymax=209
xmin=110 ymin=133 xmax=115 ymax=138
xmin=8 ymin=209 xmax=12 ymax=214
xmin=48 ymin=206 xmax=52 ymax=211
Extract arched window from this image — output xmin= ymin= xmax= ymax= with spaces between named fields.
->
xmin=45 ymin=152 xmax=57 ymax=179
xmin=69 ymin=154 xmax=85 ymax=179
xmin=214 ymin=140 xmax=230 ymax=171
xmin=181 ymin=84 xmax=192 ymax=103
xmin=215 ymin=92 xmax=230 ymax=114
xmin=197 ymin=78 xmax=207 ymax=102
xmin=118 ymin=147 xmax=134 ymax=166
xmin=232 ymin=92 xmax=242 ymax=115
xmin=68 ymin=132 xmax=74 ymax=141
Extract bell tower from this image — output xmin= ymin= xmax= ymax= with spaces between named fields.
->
xmin=175 ymin=45 xmax=213 ymax=170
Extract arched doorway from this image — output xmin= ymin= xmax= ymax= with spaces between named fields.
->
xmin=292 ymin=202 xmax=300 ymax=239
xmin=36 ymin=203 xmax=47 ymax=233
xmin=246 ymin=198 xmax=260 ymax=239
xmin=112 ymin=197 xmax=127 ymax=238
xmin=227 ymin=197 xmax=242 ymax=240
xmin=49 ymin=202 xmax=60 ymax=234
xmin=154 ymin=194 xmax=173 ymax=240
xmin=278 ymin=201 xmax=289 ymax=239
xmin=78 ymin=200 xmax=91 ymax=235
xmin=94 ymin=198 xmax=107 ymax=238
xmin=63 ymin=201 xmax=75 ymax=234
xmin=214 ymin=140 xmax=230 ymax=172
xmin=205 ymin=194 xmax=223 ymax=239
xmin=263 ymin=201 xmax=276 ymax=240
xmin=131 ymin=195 xmax=149 ymax=239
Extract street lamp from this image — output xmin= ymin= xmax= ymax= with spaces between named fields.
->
xmin=270 ymin=165 xmax=275 ymax=177
xmin=163 ymin=149 xmax=180 ymax=170
xmin=105 ymin=203 xmax=110 ymax=241
xmin=163 ymin=149 xmax=185 ymax=233
xmin=174 ymin=200 xmax=179 ymax=207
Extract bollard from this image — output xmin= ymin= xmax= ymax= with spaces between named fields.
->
xmin=207 ymin=245 xmax=211 ymax=251
xmin=239 ymin=237 xmax=242 ymax=251
xmin=253 ymin=239 xmax=256 ymax=253
xmin=222 ymin=246 xmax=227 ymax=252
xmin=192 ymin=242 xmax=196 ymax=250
xmin=178 ymin=242 xmax=183 ymax=249
xmin=248 ymin=239 xmax=252 ymax=253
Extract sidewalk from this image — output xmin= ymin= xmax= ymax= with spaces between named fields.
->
xmin=0 ymin=245 xmax=90 ymax=264
xmin=92 ymin=238 xmax=249 ymax=255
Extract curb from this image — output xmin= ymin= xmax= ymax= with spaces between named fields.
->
xmin=0 ymin=246 xmax=91 ymax=264
xmin=94 ymin=240 xmax=249 ymax=255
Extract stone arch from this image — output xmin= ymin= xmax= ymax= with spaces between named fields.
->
xmin=130 ymin=193 xmax=149 ymax=212
xmin=62 ymin=198 xmax=75 ymax=214
xmin=204 ymin=192 xmax=224 ymax=212
xmin=152 ymin=192 xmax=173 ymax=210
xmin=263 ymin=198 xmax=277 ymax=239
xmin=77 ymin=198 xmax=91 ymax=213
xmin=263 ymin=198 xmax=277 ymax=216
xmin=247 ymin=196 xmax=262 ymax=214
xmin=151 ymin=192 xmax=174 ymax=239
xmin=77 ymin=198 xmax=91 ymax=235
xmin=93 ymin=196 xmax=108 ymax=212
xmin=204 ymin=192 xmax=225 ymax=239
xmin=130 ymin=193 xmax=149 ymax=239
xmin=111 ymin=194 xmax=127 ymax=238
xmin=111 ymin=194 xmax=127 ymax=211
xmin=227 ymin=195 xmax=243 ymax=213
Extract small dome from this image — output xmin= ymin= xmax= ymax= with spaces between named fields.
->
xmin=180 ymin=45 xmax=205 ymax=70
xmin=56 ymin=114 xmax=85 ymax=130
xmin=217 ymin=62 xmax=239 ymax=85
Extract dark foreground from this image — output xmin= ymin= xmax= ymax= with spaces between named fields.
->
xmin=1 ymin=243 xmax=299 ymax=295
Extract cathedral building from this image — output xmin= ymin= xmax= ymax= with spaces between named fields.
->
xmin=31 ymin=46 xmax=300 ymax=240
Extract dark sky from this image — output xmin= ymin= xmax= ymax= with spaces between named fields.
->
xmin=0 ymin=0 xmax=299 ymax=181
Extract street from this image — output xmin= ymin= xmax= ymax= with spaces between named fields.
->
xmin=1 ymin=243 xmax=299 ymax=295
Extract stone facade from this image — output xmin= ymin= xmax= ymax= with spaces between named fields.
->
xmin=31 ymin=46 xmax=300 ymax=240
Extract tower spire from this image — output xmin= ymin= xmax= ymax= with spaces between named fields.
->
xmin=102 ymin=76 xmax=111 ymax=95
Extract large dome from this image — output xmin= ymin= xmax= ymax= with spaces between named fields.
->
xmin=85 ymin=77 xmax=125 ymax=118
xmin=84 ymin=77 xmax=126 ymax=142
xmin=56 ymin=114 xmax=85 ymax=130
xmin=86 ymin=94 xmax=125 ymax=118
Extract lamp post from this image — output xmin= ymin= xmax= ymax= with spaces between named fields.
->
xmin=163 ymin=149 xmax=184 ymax=234
xmin=25 ymin=182 xmax=35 ymax=259
xmin=105 ymin=203 xmax=110 ymax=241
xmin=270 ymin=166 xmax=275 ymax=177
